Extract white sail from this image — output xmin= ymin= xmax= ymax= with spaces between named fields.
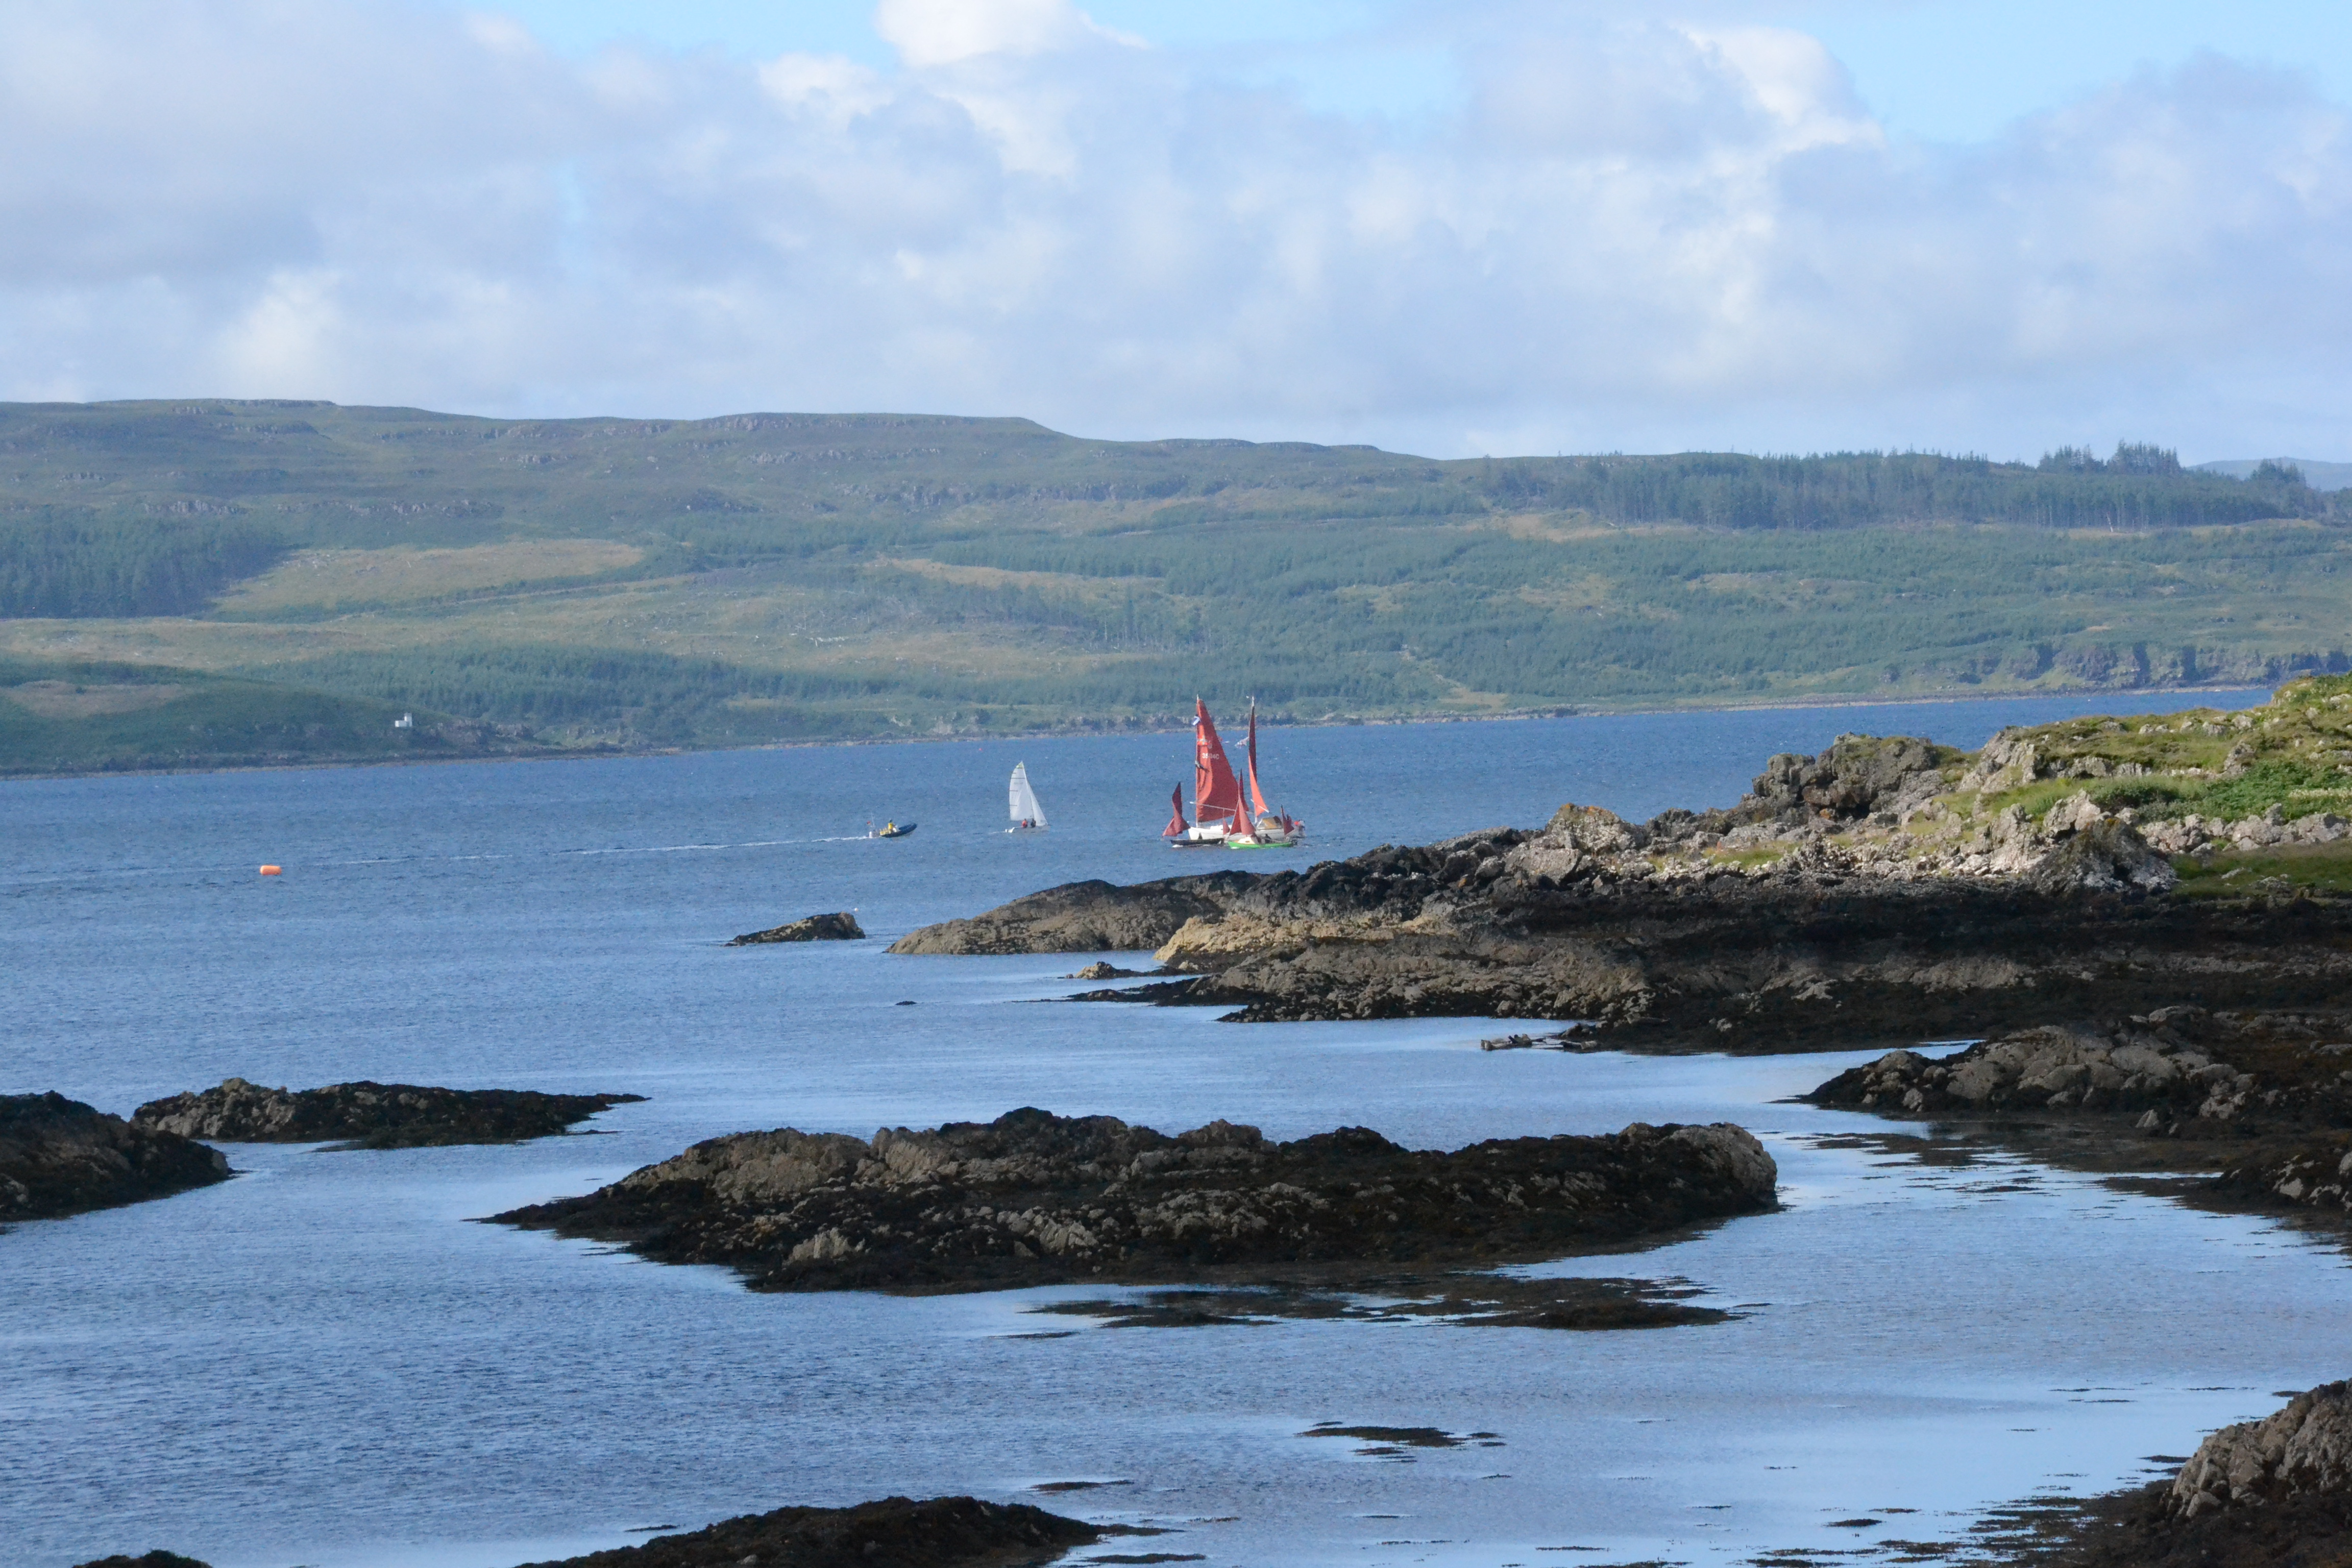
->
xmin=1008 ymin=763 xmax=1047 ymax=828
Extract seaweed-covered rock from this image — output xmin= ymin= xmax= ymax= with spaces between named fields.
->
xmin=512 ymin=1495 xmax=1103 ymax=1568
xmin=495 ymin=1108 xmax=1777 ymax=1293
xmin=133 ymin=1079 xmax=644 ymax=1150
xmin=1 ymin=1093 xmax=228 ymax=1222
xmin=729 ymin=912 xmax=865 ymax=945
xmin=72 ymin=1554 xmax=212 ymax=1568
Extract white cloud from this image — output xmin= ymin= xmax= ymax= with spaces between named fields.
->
xmin=0 ymin=1 xmax=2344 ymax=461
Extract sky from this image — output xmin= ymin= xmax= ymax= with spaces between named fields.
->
xmin=2 ymin=0 xmax=2347 ymax=462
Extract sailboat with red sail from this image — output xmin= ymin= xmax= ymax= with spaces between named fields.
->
xmin=1163 ymin=698 xmax=1305 ymax=849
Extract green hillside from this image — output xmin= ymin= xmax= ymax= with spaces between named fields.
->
xmin=0 ymin=654 xmax=546 ymax=777
xmin=2 ymin=399 xmax=2348 ymax=771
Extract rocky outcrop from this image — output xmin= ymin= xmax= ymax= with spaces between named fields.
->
xmin=1808 ymin=1008 xmax=2352 ymax=1224
xmin=494 ymin=1107 xmax=1777 ymax=1293
xmin=886 ymin=871 xmax=1254 ymax=955
xmin=1805 ymin=1012 xmax=2311 ymax=1123
xmin=2173 ymin=1383 xmax=2352 ymax=1519
xmin=133 ymin=1079 xmax=645 ymax=1150
xmin=2 ymin=1093 xmax=229 ymax=1222
xmin=73 ymin=1555 xmax=212 ymax=1568
xmin=511 ymin=1496 xmax=1107 ymax=1568
xmin=729 ymin=912 xmax=865 ymax=945
xmin=890 ymin=696 xmax=2352 ymax=1043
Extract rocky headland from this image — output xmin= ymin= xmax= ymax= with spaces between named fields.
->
xmin=2 ymin=1092 xmax=229 ymax=1223
xmin=133 ymin=1079 xmax=644 ymax=1150
xmin=494 ymin=1107 xmax=1777 ymax=1293
xmin=891 ymin=679 xmax=2352 ymax=1050
xmin=729 ymin=912 xmax=866 ymax=945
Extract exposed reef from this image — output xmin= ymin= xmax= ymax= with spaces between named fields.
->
xmin=1027 ymin=1273 xmax=1731 ymax=1331
xmin=513 ymin=1496 xmax=1108 ymax=1568
xmin=730 ymin=912 xmax=866 ymax=945
xmin=892 ymin=681 xmax=2352 ymax=1049
xmin=493 ymin=1107 xmax=1776 ymax=1293
xmin=1805 ymin=1007 xmax=2352 ymax=1223
xmin=2 ymin=1092 xmax=229 ymax=1223
xmin=133 ymin=1079 xmax=644 ymax=1150
xmin=70 ymin=1498 xmax=1108 ymax=1568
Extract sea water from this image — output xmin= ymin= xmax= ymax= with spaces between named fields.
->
xmin=7 ymin=691 xmax=2341 ymax=1568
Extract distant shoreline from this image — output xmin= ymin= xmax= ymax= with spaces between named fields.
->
xmin=0 ymin=681 xmax=2275 ymax=786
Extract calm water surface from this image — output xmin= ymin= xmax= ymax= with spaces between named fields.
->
xmin=8 ymin=691 xmax=2339 ymax=1568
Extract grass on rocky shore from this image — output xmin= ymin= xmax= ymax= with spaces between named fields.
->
xmin=2171 ymin=841 xmax=2352 ymax=897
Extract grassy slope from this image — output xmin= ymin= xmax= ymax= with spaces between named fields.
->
xmin=3 ymin=400 xmax=2349 ymax=770
xmin=0 ymin=655 xmax=547 ymax=776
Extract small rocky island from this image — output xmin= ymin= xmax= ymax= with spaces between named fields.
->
xmin=75 ymin=1496 xmax=1108 ymax=1568
xmin=494 ymin=1107 xmax=1777 ymax=1293
xmin=892 ymin=680 xmax=2352 ymax=1050
xmin=2 ymin=1092 xmax=229 ymax=1223
xmin=729 ymin=911 xmax=866 ymax=945
xmin=133 ymin=1079 xmax=645 ymax=1150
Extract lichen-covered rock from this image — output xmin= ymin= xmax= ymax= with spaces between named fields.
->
xmin=1 ymin=1093 xmax=228 ymax=1222
xmin=495 ymin=1107 xmax=1778 ymax=1293
xmin=133 ymin=1079 xmax=644 ymax=1150
xmin=2172 ymin=1383 xmax=2352 ymax=1518
xmin=729 ymin=911 xmax=865 ymax=945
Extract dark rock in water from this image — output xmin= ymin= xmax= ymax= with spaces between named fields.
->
xmin=729 ymin=912 xmax=866 ymax=945
xmin=72 ymin=1552 xmax=211 ymax=1568
xmin=493 ymin=1108 xmax=1777 ymax=1293
xmin=509 ymin=1494 xmax=1104 ymax=1568
xmin=133 ymin=1079 xmax=645 ymax=1150
xmin=1 ymin=1092 xmax=229 ymax=1222
xmin=887 ymin=872 xmax=1254 ymax=955
xmin=1028 ymin=1273 xmax=1732 ymax=1331
xmin=1067 ymin=961 xmax=1151 ymax=979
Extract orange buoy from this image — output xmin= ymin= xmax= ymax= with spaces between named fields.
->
xmin=259 ymin=865 xmax=282 ymax=876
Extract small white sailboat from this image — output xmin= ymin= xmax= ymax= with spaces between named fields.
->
xmin=1007 ymin=762 xmax=1048 ymax=832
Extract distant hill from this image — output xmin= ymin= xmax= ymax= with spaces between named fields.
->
xmin=2193 ymin=457 xmax=2352 ymax=492
xmin=2 ymin=401 xmax=2349 ymax=773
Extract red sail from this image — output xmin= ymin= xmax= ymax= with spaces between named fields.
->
xmin=1163 ymin=785 xmax=1187 ymax=838
xmin=1245 ymin=704 xmax=1270 ymax=822
xmin=1192 ymin=699 xmax=1245 ymax=829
